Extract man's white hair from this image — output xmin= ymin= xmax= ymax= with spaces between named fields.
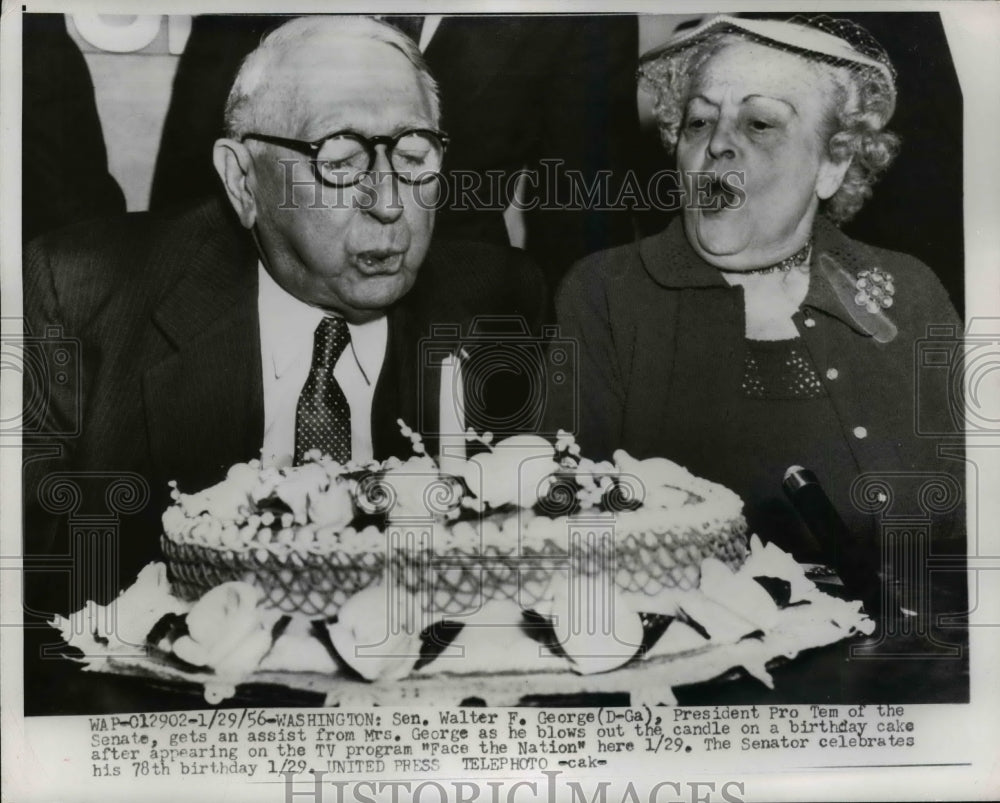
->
xmin=223 ymin=15 xmax=441 ymax=138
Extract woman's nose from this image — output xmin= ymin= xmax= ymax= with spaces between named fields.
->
xmin=706 ymin=119 xmax=737 ymax=161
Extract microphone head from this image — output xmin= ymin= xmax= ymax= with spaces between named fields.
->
xmin=783 ymin=465 xmax=819 ymax=493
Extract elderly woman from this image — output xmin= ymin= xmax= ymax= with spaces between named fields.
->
xmin=556 ymin=16 xmax=963 ymax=563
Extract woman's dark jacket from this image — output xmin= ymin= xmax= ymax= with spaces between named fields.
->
xmin=554 ymin=216 xmax=965 ymax=561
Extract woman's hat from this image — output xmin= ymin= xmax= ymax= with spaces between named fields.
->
xmin=639 ymin=14 xmax=896 ymax=90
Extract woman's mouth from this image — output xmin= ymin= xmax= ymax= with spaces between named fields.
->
xmin=684 ymin=167 xmax=746 ymax=213
xmin=701 ymin=175 xmax=744 ymax=213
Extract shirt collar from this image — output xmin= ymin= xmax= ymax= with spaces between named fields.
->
xmin=639 ymin=216 xmax=882 ymax=336
xmin=257 ymin=263 xmax=387 ymax=383
xmin=801 ymin=216 xmax=886 ymax=336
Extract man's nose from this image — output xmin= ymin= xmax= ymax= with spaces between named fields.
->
xmin=359 ymin=147 xmax=404 ymax=224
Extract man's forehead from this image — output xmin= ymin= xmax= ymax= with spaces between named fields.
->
xmin=262 ymin=36 xmax=431 ymax=135
xmin=281 ymin=32 xmax=401 ymax=70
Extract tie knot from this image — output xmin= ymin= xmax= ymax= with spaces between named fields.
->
xmin=314 ymin=316 xmax=351 ymax=365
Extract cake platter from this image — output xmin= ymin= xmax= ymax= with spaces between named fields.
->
xmin=52 ymin=538 xmax=873 ymax=707
xmin=49 ymin=431 xmax=874 ymax=706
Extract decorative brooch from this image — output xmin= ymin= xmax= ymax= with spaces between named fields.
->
xmin=854 ymin=268 xmax=895 ymax=313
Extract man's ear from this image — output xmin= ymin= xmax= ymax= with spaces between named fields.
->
xmin=816 ymin=155 xmax=852 ymax=201
xmin=213 ymin=138 xmax=257 ymax=228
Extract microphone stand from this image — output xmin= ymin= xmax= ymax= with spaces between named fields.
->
xmin=782 ymin=465 xmax=889 ymax=618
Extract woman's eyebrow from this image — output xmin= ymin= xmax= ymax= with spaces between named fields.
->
xmin=688 ymin=93 xmax=798 ymax=117
xmin=687 ymin=94 xmax=719 ymax=107
xmin=743 ymin=94 xmax=798 ymax=115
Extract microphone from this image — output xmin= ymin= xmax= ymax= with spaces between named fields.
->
xmin=782 ymin=466 xmax=882 ymax=612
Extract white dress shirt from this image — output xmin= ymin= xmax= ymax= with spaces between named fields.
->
xmin=258 ymin=264 xmax=387 ymax=467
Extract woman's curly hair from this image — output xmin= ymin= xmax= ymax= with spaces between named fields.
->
xmin=638 ymin=31 xmax=900 ymax=225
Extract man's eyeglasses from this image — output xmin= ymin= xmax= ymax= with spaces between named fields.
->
xmin=241 ymin=128 xmax=449 ymax=187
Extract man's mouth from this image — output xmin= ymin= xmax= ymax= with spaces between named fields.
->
xmin=352 ymin=250 xmax=406 ymax=273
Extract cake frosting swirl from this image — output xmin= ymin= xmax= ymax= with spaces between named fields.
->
xmin=160 ymin=429 xmax=748 ymax=618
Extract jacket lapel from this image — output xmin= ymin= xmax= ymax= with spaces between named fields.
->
xmin=372 ymin=301 xmax=424 ymax=460
xmin=627 ymin=221 xmax=746 ymax=458
xmin=143 ymin=210 xmax=263 ymax=491
xmin=371 ymin=242 xmax=489 ymax=460
xmin=637 ymin=219 xmax=729 ymax=290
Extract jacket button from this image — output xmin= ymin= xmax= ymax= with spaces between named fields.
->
xmin=826 ymin=368 xmax=839 ymax=380
xmin=803 ymin=317 xmax=816 ymax=328
xmin=853 ymin=426 xmax=868 ymax=439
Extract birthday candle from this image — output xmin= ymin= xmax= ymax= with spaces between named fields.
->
xmin=438 ymin=352 xmax=466 ymax=461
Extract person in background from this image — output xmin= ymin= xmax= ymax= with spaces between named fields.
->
xmin=22 ymin=14 xmax=125 ymax=243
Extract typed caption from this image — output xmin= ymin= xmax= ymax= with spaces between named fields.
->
xmin=82 ymin=704 xmax=917 ymax=780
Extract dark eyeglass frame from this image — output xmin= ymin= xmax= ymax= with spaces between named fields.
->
xmin=241 ymin=128 xmax=450 ymax=187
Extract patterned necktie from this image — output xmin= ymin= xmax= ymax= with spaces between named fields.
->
xmin=294 ymin=316 xmax=352 ymax=465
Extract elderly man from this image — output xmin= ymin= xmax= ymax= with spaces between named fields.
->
xmin=151 ymin=14 xmax=641 ymax=288
xmin=23 ymin=17 xmax=547 ymax=627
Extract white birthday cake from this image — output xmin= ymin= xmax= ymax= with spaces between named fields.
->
xmin=53 ymin=430 xmax=875 ymax=704
xmin=158 ymin=430 xmax=748 ymax=618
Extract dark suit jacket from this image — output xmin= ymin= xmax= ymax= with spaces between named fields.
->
xmin=23 ymin=199 xmax=548 ymax=615
xmin=150 ymin=14 xmax=641 ymax=287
